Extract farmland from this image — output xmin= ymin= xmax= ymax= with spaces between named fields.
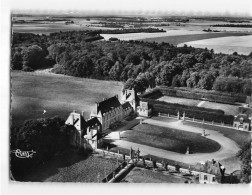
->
xmin=121 ymin=123 xmax=221 ymax=154
xmin=139 ymin=32 xmax=250 ymax=46
xmin=101 ymin=29 xmax=207 ymax=41
xmin=11 ymin=71 xmax=123 ymax=127
xmin=178 ymin=35 xmax=252 ymax=55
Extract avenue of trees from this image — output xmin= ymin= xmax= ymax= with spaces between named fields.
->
xmin=11 ymin=31 xmax=252 ymax=95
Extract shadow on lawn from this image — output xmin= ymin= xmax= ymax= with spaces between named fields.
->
xmin=16 ymin=148 xmax=90 ymax=182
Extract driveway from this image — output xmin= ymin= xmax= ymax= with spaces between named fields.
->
xmin=104 ymin=118 xmax=241 ymax=173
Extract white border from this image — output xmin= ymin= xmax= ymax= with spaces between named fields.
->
xmin=1 ymin=0 xmax=252 ymax=195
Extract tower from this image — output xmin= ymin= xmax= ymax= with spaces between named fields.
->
xmin=121 ymin=88 xmax=138 ymax=111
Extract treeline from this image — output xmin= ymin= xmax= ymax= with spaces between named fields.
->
xmin=158 ymin=87 xmax=247 ymax=103
xmin=100 ymin=28 xmax=166 ymax=34
xmin=211 ymin=24 xmax=252 ymax=28
xmin=11 ymin=31 xmax=252 ymax=95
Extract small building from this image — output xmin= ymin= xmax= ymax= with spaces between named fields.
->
xmin=196 ymin=159 xmax=225 ymax=184
xmin=199 ymin=173 xmax=218 ymax=184
xmin=233 ymin=114 xmax=251 ymax=131
xmin=137 ymin=101 xmax=152 ymax=117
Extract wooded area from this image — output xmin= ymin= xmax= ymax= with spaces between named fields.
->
xmin=11 ymin=31 xmax=252 ymax=95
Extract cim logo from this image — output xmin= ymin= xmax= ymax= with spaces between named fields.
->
xmin=11 ymin=149 xmax=36 ymax=159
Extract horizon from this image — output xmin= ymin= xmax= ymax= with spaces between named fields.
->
xmin=9 ymin=0 xmax=252 ymax=18
xmin=11 ymin=10 xmax=252 ymax=19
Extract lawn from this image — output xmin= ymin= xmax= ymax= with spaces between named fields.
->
xmin=157 ymin=96 xmax=200 ymax=107
xmin=18 ymin=150 xmax=118 ymax=182
xmin=198 ymin=101 xmax=239 ymax=115
xmin=11 ymin=71 xmax=123 ymax=127
xmin=121 ymin=124 xmax=221 ymax=154
xmin=183 ymin=121 xmax=251 ymax=147
xmin=139 ymin=32 xmax=249 ymax=45
xmin=121 ymin=167 xmax=189 ymax=183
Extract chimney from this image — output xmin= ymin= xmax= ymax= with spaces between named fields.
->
xmin=82 ymin=111 xmax=85 ymax=118
xmin=72 ymin=113 xmax=74 ymax=124
xmin=73 ymin=110 xmax=76 ymax=113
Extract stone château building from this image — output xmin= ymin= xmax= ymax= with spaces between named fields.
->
xmin=90 ymin=94 xmax=133 ymax=131
xmin=65 ymin=111 xmax=103 ymax=149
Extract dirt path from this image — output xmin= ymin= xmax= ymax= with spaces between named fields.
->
xmin=104 ymin=118 xmax=240 ymax=172
xmin=197 ymin=100 xmax=205 ymax=107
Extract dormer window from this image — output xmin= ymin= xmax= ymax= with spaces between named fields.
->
xmin=240 ymin=117 xmax=244 ymax=124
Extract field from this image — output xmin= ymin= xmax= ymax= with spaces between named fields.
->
xmin=183 ymin=121 xmax=251 ymax=147
xmin=18 ymin=151 xmax=118 ymax=182
xmin=121 ymin=167 xmax=189 ymax=183
xmin=178 ymin=35 xmax=252 ymax=55
xmin=11 ymin=71 xmax=123 ymax=127
xmin=121 ymin=123 xmax=221 ymax=154
xmin=101 ymin=29 xmax=207 ymax=41
xmin=139 ymin=32 xmax=250 ymax=46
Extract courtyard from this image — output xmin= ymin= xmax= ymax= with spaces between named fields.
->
xmin=103 ymin=116 xmax=245 ymax=173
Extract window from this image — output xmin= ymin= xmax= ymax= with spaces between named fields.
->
xmin=212 ymin=177 xmax=216 ymax=182
xmin=204 ymin=175 xmax=208 ymax=180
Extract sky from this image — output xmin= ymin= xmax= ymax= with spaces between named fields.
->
xmin=8 ymin=0 xmax=252 ymax=17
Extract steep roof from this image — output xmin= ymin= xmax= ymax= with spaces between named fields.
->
xmin=124 ymin=91 xmax=140 ymax=103
xmin=234 ymin=114 xmax=250 ymax=123
xmin=97 ymin=96 xmax=121 ymax=115
xmin=86 ymin=117 xmax=101 ymax=128
xmin=122 ymin=102 xmax=132 ymax=110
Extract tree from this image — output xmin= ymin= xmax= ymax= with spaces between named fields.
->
xmin=186 ymin=72 xmax=200 ymax=88
xmin=22 ymin=45 xmax=46 ymax=70
xmin=243 ymin=79 xmax=252 ymax=95
xmin=11 ymin=51 xmax=23 ymax=70
xmin=236 ymin=142 xmax=251 ymax=183
xmin=172 ymin=74 xmax=182 ymax=87
xmin=109 ymin=61 xmax=123 ymax=81
xmin=197 ymin=72 xmax=215 ymax=90
xmin=11 ymin=116 xmax=75 ymax=178
xmin=180 ymin=69 xmax=190 ymax=87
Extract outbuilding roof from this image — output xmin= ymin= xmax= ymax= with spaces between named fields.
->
xmin=234 ymin=114 xmax=250 ymax=123
xmin=122 ymin=102 xmax=132 ymax=110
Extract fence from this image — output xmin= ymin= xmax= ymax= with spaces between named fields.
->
xmin=95 ymin=148 xmax=206 ymax=182
xmin=157 ymin=112 xmax=252 ymax=133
